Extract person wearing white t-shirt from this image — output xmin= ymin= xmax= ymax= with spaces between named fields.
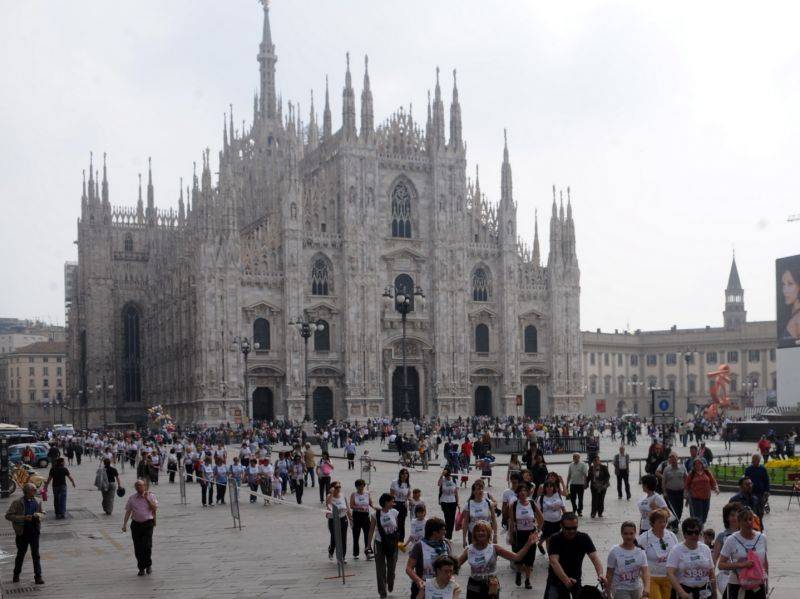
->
xmin=368 ymin=493 xmax=401 ymax=599
xmin=606 ymin=521 xmax=650 ymax=599
xmin=666 ymin=518 xmax=716 ymax=599
xmin=718 ymin=508 xmax=768 ymax=599
xmin=638 ymin=475 xmax=668 ymax=532
xmin=637 ymin=510 xmax=678 ymax=599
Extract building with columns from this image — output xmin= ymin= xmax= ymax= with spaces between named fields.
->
xmin=582 ymin=257 xmax=776 ymax=418
xmin=67 ymin=4 xmax=583 ymax=427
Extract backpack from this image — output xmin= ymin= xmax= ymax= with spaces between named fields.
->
xmin=736 ymin=534 xmax=767 ymax=590
xmin=94 ymin=466 xmax=109 ymax=492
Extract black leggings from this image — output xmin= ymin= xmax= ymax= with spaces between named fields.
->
xmin=396 ymin=503 xmax=408 ymax=540
xmin=319 ymin=476 xmax=331 ymax=503
xmin=513 ymin=528 xmax=537 ymax=568
xmin=352 ymin=511 xmax=370 ymax=557
xmin=200 ymin=481 xmax=214 ymax=505
xmin=441 ymin=502 xmax=457 ymax=539
xmin=327 ymin=517 xmax=348 ymax=556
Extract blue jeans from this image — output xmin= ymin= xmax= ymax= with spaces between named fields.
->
xmin=53 ymin=485 xmax=67 ymax=517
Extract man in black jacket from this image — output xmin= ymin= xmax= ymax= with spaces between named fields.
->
xmin=5 ymin=483 xmax=45 ymax=584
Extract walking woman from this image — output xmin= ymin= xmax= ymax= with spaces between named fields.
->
xmin=666 ymin=517 xmax=717 ymax=599
xmin=325 ymin=481 xmax=352 ymax=561
xmin=100 ymin=457 xmax=122 ymax=515
xmin=718 ymin=508 xmax=768 ymax=599
xmin=462 ymin=480 xmax=498 ymax=546
xmin=414 ymin=555 xmax=461 ymax=599
xmin=685 ymin=458 xmax=718 ymax=527
xmin=405 ymin=517 xmax=452 ymax=598
xmin=213 ymin=457 xmax=228 ymax=505
xmin=638 ymin=475 xmax=668 ymax=533
xmin=637 ymin=510 xmax=678 ymax=599
xmin=246 ymin=458 xmax=259 ymax=503
xmin=350 ymin=478 xmax=374 ymax=560
xmin=606 ymin=521 xmax=650 ymax=599
xmin=291 ymin=454 xmax=305 ymax=504
xmin=438 ymin=468 xmax=460 ymax=540
xmin=537 ymin=480 xmax=566 ymax=553
xmin=317 ymin=451 xmax=334 ymax=503
xmin=588 ymin=455 xmax=610 ymax=518
xmin=712 ymin=502 xmax=742 ymax=599
xmin=391 ymin=468 xmax=411 ymax=540
xmin=369 ymin=493 xmax=401 ymax=599
xmin=507 ymin=482 xmax=543 ymax=589
xmin=457 ymin=520 xmax=537 ymax=599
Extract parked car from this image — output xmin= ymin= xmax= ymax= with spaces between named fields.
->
xmin=8 ymin=444 xmax=50 ymax=468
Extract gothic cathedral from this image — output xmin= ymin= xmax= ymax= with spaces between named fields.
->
xmin=67 ymin=4 xmax=583 ymax=427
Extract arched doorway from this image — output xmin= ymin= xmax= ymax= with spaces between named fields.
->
xmin=616 ymin=400 xmax=626 ymax=418
xmin=392 ymin=367 xmax=420 ymax=418
xmin=524 ymin=385 xmax=541 ymax=418
xmin=475 ymin=386 xmax=492 ymax=416
xmin=252 ymin=387 xmax=274 ymax=422
xmin=313 ymin=386 xmax=334 ymax=423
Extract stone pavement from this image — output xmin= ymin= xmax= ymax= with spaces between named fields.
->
xmin=0 ymin=436 xmax=796 ymax=599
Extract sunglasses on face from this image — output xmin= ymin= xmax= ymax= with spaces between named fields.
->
xmin=562 ymin=526 xmax=578 ymax=531
xmin=685 ymin=529 xmax=701 ymax=535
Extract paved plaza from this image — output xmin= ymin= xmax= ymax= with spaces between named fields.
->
xmin=0 ymin=436 xmax=797 ymax=599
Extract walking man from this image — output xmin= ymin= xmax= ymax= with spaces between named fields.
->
xmin=43 ymin=457 xmax=76 ymax=519
xmin=5 ymin=483 xmax=45 ymax=584
xmin=566 ymin=453 xmax=588 ymax=517
xmin=612 ymin=446 xmax=631 ymax=500
xmin=121 ymin=479 xmax=158 ymax=576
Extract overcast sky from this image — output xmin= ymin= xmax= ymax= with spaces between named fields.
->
xmin=1 ymin=1 xmax=798 ymax=332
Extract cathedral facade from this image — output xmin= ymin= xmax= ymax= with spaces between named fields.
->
xmin=66 ymin=4 xmax=582 ymax=427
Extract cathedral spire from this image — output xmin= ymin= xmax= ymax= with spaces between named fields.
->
xmin=500 ymin=129 xmax=512 ymax=205
xmin=307 ymin=89 xmax=319 ymax=148
xmin=257 ymin=0 xmax=277 ymax=119
xmin=101 ymin=152 xmax=109 ymax=206
xmin=322 ymin=75 xmax=332 ymax=141
xmin=136 ymin=172 xmax=144 ymax=222
xmin=146 ymin=157 xmax=155 ymax=225
xmin=229 ymin=104 xmax=235 ymax=144
xmin=223 ymin=113 xmax=229 ymax=150
xmin=426 ymin=90 xmax=433 ymax=149
xmin=432 ymin=67 xmax=445 ymax=148
xmin=178 ymin=177 xmax=185 ymax=224
xmin=81 ymin=169 xmax=87 ymax=204
xmin=474 ymin=164 xmax=481 ymax=203
xmin=532 ymin=209 xmax=541 ymax=266
xmin=342 ymin=52 xmax=357 ymax=140
xmin=360 ymin=54 xmax=374 ymax=141
xmin=449 ymin=69 xmax=462 ymax=150
xmin=87 ymin=152 xmax=96 ymax=202
xmin=724 ymin=252 xmax=746 ymax=330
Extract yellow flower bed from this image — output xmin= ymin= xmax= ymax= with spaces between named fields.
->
xmin=765 ymin=458 xmax=800 ymax=470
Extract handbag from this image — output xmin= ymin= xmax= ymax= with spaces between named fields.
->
xmin=116 ymin=486 xmax=126 ymax=498
xmin=736 ymin=534 xmax=767 ymax=590
xmin=455 ymin=506 xmax=466 ymax=532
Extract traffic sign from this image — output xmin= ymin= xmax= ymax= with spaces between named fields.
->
xmin=651 ymin=389 xmax=675 ymax=424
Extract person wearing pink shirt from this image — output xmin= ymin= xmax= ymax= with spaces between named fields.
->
xmin=122 ymin=480 xmax=158 ymax=576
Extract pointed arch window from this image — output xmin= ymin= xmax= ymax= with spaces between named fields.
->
xmin=391 ymin=181 xmax=412 ymax=238
xmin=314 ymin=319 xmax=330 ymax=352
xmin=523 ymin=325 xmax=538 ymax=353
xmin=394 ymin=274 xmax=415 ymax=312
xmin=122 ymin=304 xmax=141 ymax=403
xmin=475 ymin=324 xmax=489 ymax=353
xmin=311 ymin=257 xmax=331 ymax=296
xmin=124 ymin=234 xmax=133 ymax=253
xmin=253 ymin=318 xmax=270 ymax=350
xmin=472 ymin=268 xmax=490 ymax=301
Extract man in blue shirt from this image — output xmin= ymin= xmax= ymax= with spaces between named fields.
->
xmin=744 ymin=454 xmax=770 ymax=498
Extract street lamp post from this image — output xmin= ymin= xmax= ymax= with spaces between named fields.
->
xmin=680 ymin=348 xmax=697 ymax=415
xmin=96 ymin=377 xmax=114 ymax=429
xmin=288 ymin=315 xmax=325 ymax=420
xmin=382 ymin=284 xmax=425 ymax=422
xmin=232 ymin=337 xmax=259 ymax=425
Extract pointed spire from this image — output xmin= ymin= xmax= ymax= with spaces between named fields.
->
xmin=253 ymin=91 xmax=259 ymax=123
xmin=532 ymin=209 xmax=541 ymax=266
xmin=229 ymin=104 xmax=235 ymax=143
xmin=559 ymin=190 xmax=564 ymax=221
xmin=432 ymin=67 xmax=445 ymax=148
xmin=323 ymin=75 xmax=332 ymax=140
xmin=136 ymin=172 xmax=144 ymax=222
xmin=360 ymin=54 xmax=374 ymax=141
xmin=342 ymin=52 xmax=357 ymax=140
xmin=474 ymin=164 xmax=481 ymax=203
xmin=449 ymin=68 xmax=462 ymax=150
xmin=726 ymin=253 xmax=743 ymax=291
xmin=426 ymin=90 xmax=433 ymax=148
xmin=258 ymin=0 xmax=277 ymax=119
xmin=101 ymin=152 xmax=109 ymax=206
xmin=500 ymin=129 xmax=512 ymax=204
xmin=223 ymin=113 xmax=229 ymax=149
xmin=186 ymin=184 xmax=192 ymax=215
xmin=178 ymin=177 xmax=185 ymax=223
xmin=87 ymin=152 xmax=96 ymax=202
xmin=81 ymin=169 xmax=87 ymax=203
xmin=307 ymin=89 xmax=319 ymax=147
xmin=146 ymin=157 xmax=155 ymax=224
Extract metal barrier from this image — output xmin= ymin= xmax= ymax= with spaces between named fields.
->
xmin=492 ymin=436 xmax=590 ymax=455
xmin=229 ymin=479 xmax=242 ymax=530
xmin=332 ymin=504 xmax=346 ymax=584
xmin=178 ymin=458 xmax=187 ymax=505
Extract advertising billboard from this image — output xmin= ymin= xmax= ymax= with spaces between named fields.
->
xmin=776 ymin=254 xmax=800 ymax=348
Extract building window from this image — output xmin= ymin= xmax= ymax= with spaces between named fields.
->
xmin=56 ymin=391 xmax=62 ymax=401
xmin=28 ymin=367 xmax=34 ymax=376
xmin=769 ymin=348 xmax=776 ymax=362
xmin=730 ymin=375 xmax=738 ymax=393
xmin=523 ymin=325 xmax=538 ymax=353
xmin=630 ymin=354 xmax=639 ymax=367
xmin=56 ymin=379 xmax=62 ymax=388
xmin=685 ymin=353 xmax=695 ymax=365
xmin=617 ymin=353 xmax=623 ymax=366
xmin=124 ymin=233 xmax=134 ymax=252
xmin=57 ymin=367 xmax=62 ymax=376
xmin=666 ymin=353 xmax=677 ymax=365
xmin=42 ymin=357 xmax=48 ymax=363
xmin=631 ymin=374 xmax=640 ymax=396
xmin=590 ymin=376 xmax=597 ymax=394
xmin=647 ymin=376 xmax=658 ymax=389
xmin=29 ymin=379 xmax=35 ymax=388
xmin=123 ymin=304 xmax=142 ymax=403
xmin=727 ymin=351 xmax=738 ymax=363
xmin=667 ymin=375 xmax=676 ymax=391
xmin=603 ymin=353 xmax=609 ymax=366
xmin=314 ymin=320 xmax=330 ymax=352
xmin=390 ymin=181 xmax=412 ymax=238
xmin=646 ymin=354 xmax=657 ymax=366
xmin=617 ymin=376 xmax=624 ymax=395
xmin=688 ymin=375 xmax=697 ymax=394
xmin=42 ymin=379 xmax=49 ymax=387
xmin=311 ymin=257 xmax=331 ymax=296
xmin=706 ymin=351 xmax=717 ymax=364
xmin=475 ymin=324 xmax=490 ymax=353
xmin=590 ymin=352 xmax=595 ymax=366
xmin=771 ymin=371 xmax=777 ymax=390
xmin=253 ymin=318 xmax=271 ymax=350
xmin=56 ymin=357 xmax=62 ymax=363
xmin=748 ymin=350 xmax=760 ymax=363
xmin=42 ymin=390 xmax=49 ymax=400
xmin=603 ymin=375 xmax=611 ymax=395
xmin=472 ymin=268 xmax=490 ymax=302
xmin=394 ymin=274 xmax=416 ymax=312
xmin=43 ymin=367 xmax=49 ymax=376
xmin=29 ymin=390 xmax=35 ymax=401
xmin=28 ymin=357 xmax=33 ymax=363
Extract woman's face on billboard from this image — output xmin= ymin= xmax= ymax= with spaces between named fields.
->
xmin=782 ymin=270 xmax=800 ymax=305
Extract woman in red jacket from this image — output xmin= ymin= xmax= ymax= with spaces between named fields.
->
xmin=685 ymin=458 xmax=718 ymax=527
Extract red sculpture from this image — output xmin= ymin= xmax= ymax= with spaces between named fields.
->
xmin=705 ymin=364 xmax=732 ymax=420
